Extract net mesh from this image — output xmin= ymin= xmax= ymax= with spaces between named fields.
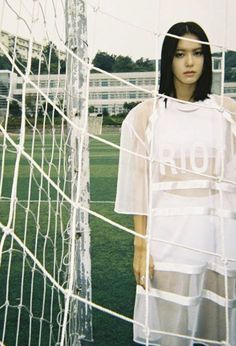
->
xmin=0 ymin=0 xmax=236 ymax=345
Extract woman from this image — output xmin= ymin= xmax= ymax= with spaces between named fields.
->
xmin=115 ymin=22 xmax=236 ymax=346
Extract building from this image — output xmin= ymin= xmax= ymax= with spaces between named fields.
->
xmin=0 ymin=30 xmax=66 ymax=61
xmin=0 ymin=70 xmax=17 ymax=116
xmin=89 ymin=56 xmax=228 ymax=114
xmin=224 ymin=82 xmax=236 ymax=99
xmin=89 ymin=71 xmax=156 ymax=114
xmin=0 ymin=56 xmax=235 ymax=118
xmin=0 ymin=71 xmax=157 ymax=116
xmin=1 ymin=30 xmax=235 ymax=116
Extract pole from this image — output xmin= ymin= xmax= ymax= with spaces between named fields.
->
xmin=65 ymin=0 xmax=93 ymax=344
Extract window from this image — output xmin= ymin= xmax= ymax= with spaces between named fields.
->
xmin=128 ymin=78 xmax=137 ymax=85
xmin=110 ymin=80 xmax=121 ymax=86
xmin=40 ymin=80 xmax=49 ymax=88
xmin=89 ymin=93 xmax=97 ymax=99
xmin=129 ymin=92 xmax=137 ymax=99
xmin=138 ymin=92 xmax=144 ymax=98
xmin=50 ymin=80 xmax=57 ymax=88
xmin=213 ymin=58 xmax=222 ymax=71
xmin=26 ymin=83 xmax=34 ymax=89
xmin=101 ymin=80 xmax=108 ymax=86
xmin=144 ymin=79 xmax=152 ymax=85
xmin=224 ymin=87 xmax=236 ymax=93
xmin=90 ymin=80 xmax=99 ymax=87
xmin=102 ymin=93 xmax=108 ymax=99
xmin=59 ymin=80 xmax=65 ymax=88
xmin=102 ymin=105 xmax=108 ymax=110
xmin=137 ymin=79 xmax=144 ymax=85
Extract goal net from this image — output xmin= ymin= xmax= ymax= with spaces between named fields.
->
xmin=0 ymin=0 xmax=236 ymax=346
xmin=0 ymin=1 xmax=93 ymax=345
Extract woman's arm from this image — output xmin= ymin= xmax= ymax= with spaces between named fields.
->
xmin=133 ymin=215 xmax=154 ymax=289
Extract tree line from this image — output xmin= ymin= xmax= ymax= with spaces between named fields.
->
xmin=95 ymin=50 xmax=236 ymax=81
xmin=1 ymin=43 xmax=236 ymax=80
xmin=0 ymin=46 xmax=155 ymax=75
xmin=92 ymin=51 xmax=155 ymax=73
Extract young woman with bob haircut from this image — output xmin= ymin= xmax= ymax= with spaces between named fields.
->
xmin=115 ymin=21 xmax=236 ymax=345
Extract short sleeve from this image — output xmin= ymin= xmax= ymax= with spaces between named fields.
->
xmin=114 ymin=108 xmax=149 ymax=215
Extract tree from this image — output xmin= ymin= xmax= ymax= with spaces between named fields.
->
xmin=31 ymin=57 xmax=41 ymax=74
xmin=9 ymin=100 xmax=21 ymax=116
xmin=113 ymin=55 xmax=134 ymax=72
xmin=9 ymin=47 xmax=27 ymax=75
xmin=135 ymin=58 xmax=155 ymax=72
xmin=92 ymin=51 xmax=116 ymax=72
xmin=102 ymin=108 xmax=109 ymax=116
xmin=92 ymin=52 xmax=156 ymax=73
xmin=0 ymin=50 xmax=27 ymax=75
xmin=40 ymin=42 xmax=60 ymax=74
xmin=25 ymin=95 xmax=37 ymax=117
xmin=88 ymin=105 xmax=95 ymax=113
xmin=27 ymin=42 xmax=66 ymax=75
xmin=59 ymin=59 xmax=66 ymax=74
xmin=123 ymin=101 xmax=140 ymax=114
xmin=0 ymin=55 xmax=12 ymax=70
xmin=40 ymin=100 xmax=61 ymax=118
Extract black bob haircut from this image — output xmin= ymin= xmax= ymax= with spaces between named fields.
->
xmin=159 ymin=21 xmax=212 ymax=101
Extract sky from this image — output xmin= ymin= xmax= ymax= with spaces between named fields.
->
xmin=0 ymin=0 xmax=236 ymax=60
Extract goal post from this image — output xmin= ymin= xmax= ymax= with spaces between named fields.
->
xmin=65 ymin=0 xmax=93 ymax=343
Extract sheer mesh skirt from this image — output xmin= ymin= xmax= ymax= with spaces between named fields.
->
xmin=133 ymin=192 xmax=236 ymax=346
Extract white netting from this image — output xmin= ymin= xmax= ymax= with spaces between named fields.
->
xmin=0 ymin=0 xmax=236 ymax=345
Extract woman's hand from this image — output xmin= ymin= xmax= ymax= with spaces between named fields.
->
xmin=133 ymin=215 xmax=154 ymax=289
xmin=133 ymin=241 xmax=154 ymax=289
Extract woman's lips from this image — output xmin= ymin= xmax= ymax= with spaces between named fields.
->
xmin=184 ymin=71 xmax=196 ymax=76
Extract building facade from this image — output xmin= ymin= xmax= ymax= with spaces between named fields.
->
xmin=0 ymin=30 xmax=66 ymax=61
xmin=89 ymin=71 xmax=156 ymax=114
xmin=0 ymin=56 xmax=235 ymax=117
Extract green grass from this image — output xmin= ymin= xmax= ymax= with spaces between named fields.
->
xmin=0 ymin=130 xmax=136 ymax=346
xmin=102 ymin=115 xmax=125 ymax=126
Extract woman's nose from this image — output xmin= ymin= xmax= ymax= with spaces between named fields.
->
xmin=185 ymin=54 xmax=193 ymax=66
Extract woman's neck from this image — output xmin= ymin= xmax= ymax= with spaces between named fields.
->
xmin=174 ymin=82 xmax=196 ymax=102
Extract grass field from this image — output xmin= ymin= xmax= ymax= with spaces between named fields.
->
xmin=0 ymin=129 xmax=136 ymax=346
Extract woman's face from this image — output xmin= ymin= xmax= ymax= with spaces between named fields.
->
xmin=172 ymin=33 xmax=204 ymax=90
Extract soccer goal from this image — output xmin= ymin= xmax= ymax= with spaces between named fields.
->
xmin=0 ymin=1 xmax=93 ymax=345
xmin=0 ymin=0 xmax=236 ymax=346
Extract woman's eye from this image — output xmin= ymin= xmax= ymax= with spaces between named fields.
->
xmin=195 ymin=50 xmax=203 ymax=56
xmin=175 ymin=52 xmax=184 ymax=58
